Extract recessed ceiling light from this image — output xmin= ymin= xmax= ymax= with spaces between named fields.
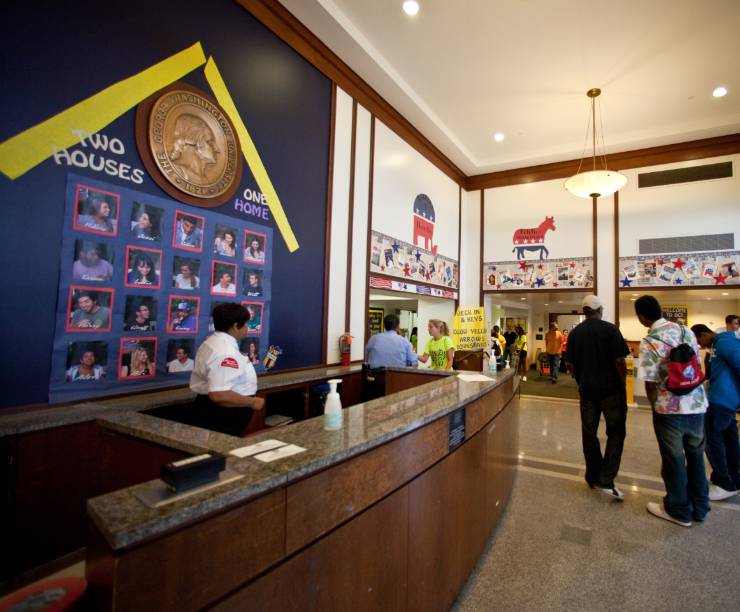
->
xmin=493 ymin=132 xmax=505 ymax=142
xmin=632 ymin=293 xmax=638 ymax=297
xmin=558 ymin=300 xmax=563 ymax=303
xmin=706 ymin=297 xmax=712 ymax=301
xmin=402 ymin=1 xmax=420 ymax=16
xmin=520 ymin=297 xmax=527 ymax=300
xmin=721 ymin=292 xmax=729 ymax=296
xmin=544 ymin=303 xmax=549 ymax=306
xmin=630 ymin=298 xmax=636 ymax=301
xmin=713 ymin=86 xmax=728 ymax=98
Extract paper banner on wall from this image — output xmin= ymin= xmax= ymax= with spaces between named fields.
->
xmin=452 ymin=307 xmax=487 ymax=350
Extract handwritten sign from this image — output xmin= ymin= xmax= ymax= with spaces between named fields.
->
xmin=452 ymin=306 xmax=487 ymax=350
xmin=663 ymin=305 xmax=688 ymax=324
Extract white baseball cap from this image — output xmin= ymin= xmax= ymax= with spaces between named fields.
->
xmin=582 ymin=295 xmax=603 ymax=310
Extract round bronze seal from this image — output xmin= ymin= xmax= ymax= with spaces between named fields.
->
xmin=136 ymin=83 xmax=242 ymax=207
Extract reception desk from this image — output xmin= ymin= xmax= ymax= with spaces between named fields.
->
xmin=1 ymin=367 xmax=519 ymax=611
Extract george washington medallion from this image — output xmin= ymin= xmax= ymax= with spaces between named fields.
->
xmin=142 ymin=85 xmax=241 ymax=203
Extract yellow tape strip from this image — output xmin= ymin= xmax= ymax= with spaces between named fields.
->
xmin=204 ymin=57 xmax=299 ymax=253
xmin=0 ymin=42 xmax=206 ymax=180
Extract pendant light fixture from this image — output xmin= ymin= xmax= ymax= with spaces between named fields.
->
xmin=564 ymin=88 xmax=627 ymax=199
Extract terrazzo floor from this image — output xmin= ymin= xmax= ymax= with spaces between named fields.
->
xmin=452 ymin=396 xmax=740 ymax=612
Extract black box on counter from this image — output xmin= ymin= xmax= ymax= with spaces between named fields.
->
xmin=160 ymin=453 xmax=226 ymax=493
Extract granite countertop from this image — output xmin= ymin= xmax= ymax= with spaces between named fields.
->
xmin=0 ymin=364 xmax=364 ymax=436
xmin=87 ymin=368 xmax=516 ymax=550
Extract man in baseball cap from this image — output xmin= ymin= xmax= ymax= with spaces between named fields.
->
xmin=566 ymin=294 xmax=631 ymax=500
xmin=171 ymin=300 xmax=197 ymax=332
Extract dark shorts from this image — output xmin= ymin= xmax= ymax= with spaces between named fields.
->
xmin=194 ymin=394 xmax=253 ymax=437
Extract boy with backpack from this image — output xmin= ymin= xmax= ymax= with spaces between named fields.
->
xmin=635 ymin=295 xmax=708 ymax=527
xmin=690 ymin=324 xmax=740 ymax=501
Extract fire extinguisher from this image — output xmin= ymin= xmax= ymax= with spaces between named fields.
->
xmin=339 ymin=333 xmax=353 ymax=367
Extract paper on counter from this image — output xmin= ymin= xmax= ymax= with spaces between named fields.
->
xmin=457 ymin=373 xmax=493 ymax=383
xmin=230 ymin=439 xmax=287 ymax=458
xmin=254 ymin=444 xmax=306 ymax=463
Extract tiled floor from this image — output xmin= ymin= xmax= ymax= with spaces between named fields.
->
xmin=452 ymin=396 xmax=740 ymax=612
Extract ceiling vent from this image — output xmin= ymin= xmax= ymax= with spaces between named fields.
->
xmin=638 ymin=233 xmax=734 ymax=255
xmin=638 ymin=161 xmax=732 ymax=188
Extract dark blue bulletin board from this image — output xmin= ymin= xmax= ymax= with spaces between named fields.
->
xmin=0 ymin=0 xmax=331 ymax=408
xmin=50 ymin=173 xmax=273 ymax=403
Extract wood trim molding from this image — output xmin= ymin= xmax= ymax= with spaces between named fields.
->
xmin=465 ymin=133 xmax=740 ymax=190
xmin=482 ymin=287 xmax=591 ymax=295
xmin=479 ymin=190 xmax=484 ymax=308
xmin=617 ymin=284 xmax=738 ymax=293
xmin=455 ymin=186 xmax=462 ymax=311
xmin=614 ymin=191 xmax=620 ymax=327
xmin=344 ymin=100 xmax=358 ymax=333
xmin=235 ymin=0 xmax=466 ymax=186
xmin=365 ymin=116 xmax=376 ymax=344
xmin=592 ymin=197 xmax=598 ymax=295
xmin=322 ymin=83 xmax=337 ymax=363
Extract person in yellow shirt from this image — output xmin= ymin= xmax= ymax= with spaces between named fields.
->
xmin=419 ymin=319 xmax=455 ymax=370
xmin=514 ymin=325 xmax=528 ymax=381
xmin=545 ymin=322 xmax=564 ymax=384
xmin=491 ymin=325 xmax=506 ymax=367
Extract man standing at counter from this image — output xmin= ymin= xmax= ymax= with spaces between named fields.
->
xmin=190 ymin=303 xmax=265 ymax=436
xmin=365 ymin=314 xmax=418 ymax=369
xmin=364 ymin=314 xmax=418 ymax=399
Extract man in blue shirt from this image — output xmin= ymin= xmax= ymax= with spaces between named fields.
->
xmin=364 ymin=314 xmax=417 ymax=399
xmin=691 ymin=323 xmax=740 ymax=501
xmin=365 ymin=314 xmax=418 ymax=369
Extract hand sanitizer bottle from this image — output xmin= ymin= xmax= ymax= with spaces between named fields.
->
xmin=323 ymin=379 xmax=343 ymax=431
xmin=489 ymin=355 xmax=497 ymax=373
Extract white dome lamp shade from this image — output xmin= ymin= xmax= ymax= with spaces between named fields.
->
xmin=564 ymin=88 xmax=627 ymax=199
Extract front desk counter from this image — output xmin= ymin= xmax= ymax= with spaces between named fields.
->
xmin=2 ymin=367 xmax=519 ymax=611
xmin=1 ymin=366 xmax=363 ymax=582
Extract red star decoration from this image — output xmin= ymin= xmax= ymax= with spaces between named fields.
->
xmin=380 ymin=265 xmax=385 ymax=272
xmin=553 ymin=282 xmax=559 ymax=287
xmin=496 ymin=284 xmax=502 ymax=290
xmin=672 ymin=258 xmax=686 ymax=270
xmin=569 ymin=262 xmax=576 ymax=268
xmin=537 ymin=264 xmax=544 ymax=270
xmin=403 ymin=264 xmax=411 ymax=277
xmin=518 ymin=261 xmax=529 ymax=270
xmin=657 ymin=258 xmax=665 ymax=265
xmin=714 ymin=273 xmax=727 ymax=285
xmin=425 ymin=272 xmax=431 ymax=280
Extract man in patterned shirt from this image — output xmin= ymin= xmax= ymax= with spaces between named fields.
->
xmin=635 ymin=295 xmax=709 ymax=527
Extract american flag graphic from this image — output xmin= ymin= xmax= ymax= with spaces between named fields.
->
xmin=369 ymin=276 xmax=392 ymax=289
xmin=415 ymin=286 xmax=432 ymax=295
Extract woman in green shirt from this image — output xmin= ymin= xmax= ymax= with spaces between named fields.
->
xmin=419 ymin=319 xmax=455 ymax=370
xmin=514 ymin=325 xmax=528 ymax=381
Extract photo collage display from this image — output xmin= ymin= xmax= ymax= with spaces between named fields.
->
xmin=50 ymin=173 xmax=273 ymax=403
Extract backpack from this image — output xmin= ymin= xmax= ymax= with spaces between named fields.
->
xmin=648 ymin=325 xmax=704 ymax=396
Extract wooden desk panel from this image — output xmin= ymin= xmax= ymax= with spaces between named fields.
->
xmin=215 ymin=487 xmax=408 ymax=612
xmin=285 ymin=415 xmax=448 ymax=554
xmin=89 ymin=489 xmax=286 ymax=612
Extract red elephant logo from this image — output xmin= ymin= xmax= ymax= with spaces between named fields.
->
xmin=412 ymin=194 xmax=437 ymax=255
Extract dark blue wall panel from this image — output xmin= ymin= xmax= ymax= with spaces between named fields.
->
xmin=0 ymin=0 xmax=331 ymax=407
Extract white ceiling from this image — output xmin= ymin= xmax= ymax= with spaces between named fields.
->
xmin=279 ymin=0 xmax=740 ymax=175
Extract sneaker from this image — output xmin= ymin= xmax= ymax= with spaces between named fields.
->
xmin=522 ymin=376 xmax=527 ymax=381
xmin=646 ymin=502 xmax=692 ymax=527
xmin=596 ymin=485 xmax=624 ymax=500
xmin=551 ymin=379 xmax=557 ymax=384
xmin=708 ymin=484 xmax=738 ymax=501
